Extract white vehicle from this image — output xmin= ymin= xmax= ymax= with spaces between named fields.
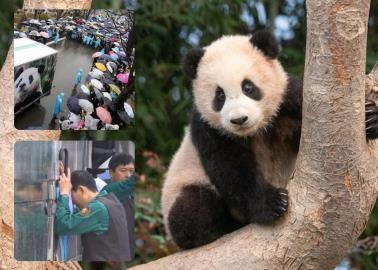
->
xmin=14 ymin=38 xmax=58 ymax=115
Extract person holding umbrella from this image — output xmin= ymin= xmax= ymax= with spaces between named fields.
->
xmin=51 ymin=92 xmax=65 ymax=123
xmin=94 ymin=38 xmax=101 ymax=49
xmin=74 ymin=69 xmax=84 ymax=88
xmin=54 ymin=31 xmax=60 ymax=44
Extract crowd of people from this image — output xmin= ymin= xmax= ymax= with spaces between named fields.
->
xmin=14 ymin=12 xmax=135 ymax=130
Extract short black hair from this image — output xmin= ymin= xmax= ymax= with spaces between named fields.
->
xmin=108 ymin=153 xmax=134 ymax=172
xmin=71 ymin=170 xmax=98 ymax=192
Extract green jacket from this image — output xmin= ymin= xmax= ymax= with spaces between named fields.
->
xmin=55 ymin=175 xmax=136 ymax=235
xmin=101 ymin=175 xmax=136 ymax=202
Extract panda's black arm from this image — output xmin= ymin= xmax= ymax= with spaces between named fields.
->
xmin=277 ymin=76 xmax=378 ymax=140
xmin=190 ymin=108 xmax=288 ymax=224
xmin=277 ymin=76 xmax=303 ymax=121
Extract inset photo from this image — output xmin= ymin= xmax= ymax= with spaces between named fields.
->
xmin=14 ymin=10 xmax=135 ymax=130
xmin=14 ymin=141 xmax=136 ymax=262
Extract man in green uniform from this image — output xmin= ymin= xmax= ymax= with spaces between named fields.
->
xmin=55 ymin=167 xmax=135 ymax=261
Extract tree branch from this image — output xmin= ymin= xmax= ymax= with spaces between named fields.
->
xmin=131 ymin=2 xmax=378 ymax=269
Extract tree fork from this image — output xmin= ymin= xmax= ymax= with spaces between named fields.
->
xmin=131 ymin=1 xmax=378 ymax=269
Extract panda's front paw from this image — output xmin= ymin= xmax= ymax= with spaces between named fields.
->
xmin=366 ymin=100 xmax=378 ymax=140
xmin=253 ymin=188 xmax=289 ymax=224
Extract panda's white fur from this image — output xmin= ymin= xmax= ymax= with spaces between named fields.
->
xmin=14 ymin=67 xmax=42 ymax=105
xmin=162 ymin=31 xmax=378 ymax=251
xmin=162 ymin=34 xmax=291 ymax=241
xmin=162 ymin=129 xmax=212 ymax=238
xmin=193 ymin=35 xmax=287 ymax=136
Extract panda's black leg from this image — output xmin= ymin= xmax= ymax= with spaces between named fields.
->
xmin=366 ymin=100 xmax=378 ymax=140
xmin=168 ymin=184 xmax=241 ymax=250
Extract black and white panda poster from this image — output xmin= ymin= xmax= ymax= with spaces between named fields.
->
xmin=14 ymin=54 xmax=57 ymax=107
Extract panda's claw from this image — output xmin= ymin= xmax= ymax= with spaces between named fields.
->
xmin=366 ymin=100 xmax=375 ymax=105
xmin=365 ymin=100 xmax=378 ymax=140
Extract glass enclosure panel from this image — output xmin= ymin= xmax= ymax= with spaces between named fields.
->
xmin=14 ymin=202 xmax=49 ymax=261
xmin=14 ymin=141 xmax=56 ymax=261
xmin=14 ymin=141 xmax=135 ymax=261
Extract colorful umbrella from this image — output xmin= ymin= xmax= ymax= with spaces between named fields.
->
xmin=96 ymin=107 xmax=112 ymax=124
xmin=107 ymin=61 xmax=117 ymax=70
xmin=29 ymin=19 xmax=41 ymax=25
xmin=93 ymin=88 xmax=103 ymax=101
xmin=110 ymin=53 xmax=119 ymax=61
xmin=78 ymin=99 xmax=94 ymax=114
xmin=67 ymin=97 xmax=81 ymax=114
xmin=40 ymin=32 xmax=49 ymax=38
xmin=118 ymin=51 xmax=126 ymax=58
xmin=109 ymin=84 xmax=121 ymax=95
xmin=99 ymin=54 xmax=113 ymax=61
xmin=116 ymin=73 xmax=129 ymax=84
xmin=80 ymin=84 xmax=90 ymax=95
xmin=123 ymin=102 xmax=134 ymax=118
xmin=117 ymin=111 xmax=131 ymax=125
xmin=106 ymin=63 xmax=113 ymax=73
xmin=91 ymin=68 xmax=104 ymax=79
xmin=102 ymin=92 xmax=112 ymax=101
xmin=92 ymin=51 xmax=103 ymax=58
xmin=29 ymin=30 xmax=40 ymax=36
xmin=95 ymin=62 xmax=107 ymax=72
xmin=91 ymin=78 xmax=103 ymax=89
xmin=76 ymin=92 xmax=91 ymax=101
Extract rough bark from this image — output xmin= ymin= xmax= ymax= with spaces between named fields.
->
xmin=131 ymin=1 xmax=378 ymax=269
xmin=0 ymin=1 xmax=91 ymax=270
xmin=23 ymin=0 xmax=92 ymax=9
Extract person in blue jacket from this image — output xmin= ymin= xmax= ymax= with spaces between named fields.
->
xmin=51 ymin=92 xmax=64 ymax=123
xmin=54 ymin=32 xmax=60 ymax=44
xmin=74 ymin=69 xmax=83 ymax=88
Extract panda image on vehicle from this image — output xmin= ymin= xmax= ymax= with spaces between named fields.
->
xmin=161 ymin=30 xmax=378 ymax=250
xmin=14 ymin=65 xmax=45 ymax=107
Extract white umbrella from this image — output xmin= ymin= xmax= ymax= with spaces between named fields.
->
xmin=29 ymin=19 xmax=41 ymax=25
xmin=123 ymin=102 xmax=134 ymax=118
xmin=78 ymin=99 xmax=94 ymax=114
xmin=85 ymin=114 xmax=100 ymax=130
xmin=92 ymin=68 xmax=104 ymax=76
xmin=81 ymin=84 xmax=90 ymax=95
xmin=103 ymin=92 xmax=112 ymax=101
xmin=107 ymin=61 xmax=117 ymax=70
xmin=69 ymin=112 xmax=81 ymax=126
xmin=106 ymin=63 xmax=113 ymax=73
xmin=91 ymin=78 xmax=103 ymax=90
xmin=29 ymin=30 xmax=40 ymax=36
xmin=19 ymin=32 xmax=27 ymax=38
xmin=89 ymin=68 xmax=104 ymax=80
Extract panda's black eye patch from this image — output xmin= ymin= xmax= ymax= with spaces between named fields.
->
xmin=213 ymin=86 xmax=226 ymax=112
xmin=16 ymin=78 xmax=22 ymax=88
xmin=29 ymin=75 xmax=34 ymax=84
xmin=242 ymin=79 xmax=262 ymax=100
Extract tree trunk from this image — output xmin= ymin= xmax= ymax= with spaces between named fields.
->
xmin=0 ymin=2 xmax=91 ymax=270
xmin=131 ymin=1 xmax=378 ymax=269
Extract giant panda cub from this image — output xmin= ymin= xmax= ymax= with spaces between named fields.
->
xmin=14 ymin=65 xmax=45 ymax=105
xmin=161 ymin=30 xmax=378 ymax=250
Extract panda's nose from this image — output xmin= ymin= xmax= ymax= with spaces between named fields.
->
xmin=230 ymin=116 xmax=248 ymax=125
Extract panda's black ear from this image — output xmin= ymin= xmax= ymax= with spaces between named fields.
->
xmin=182 ymin=48 xmax=205 ymax=80
xmin=250 ymin=30 xmax=279 ymax=59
